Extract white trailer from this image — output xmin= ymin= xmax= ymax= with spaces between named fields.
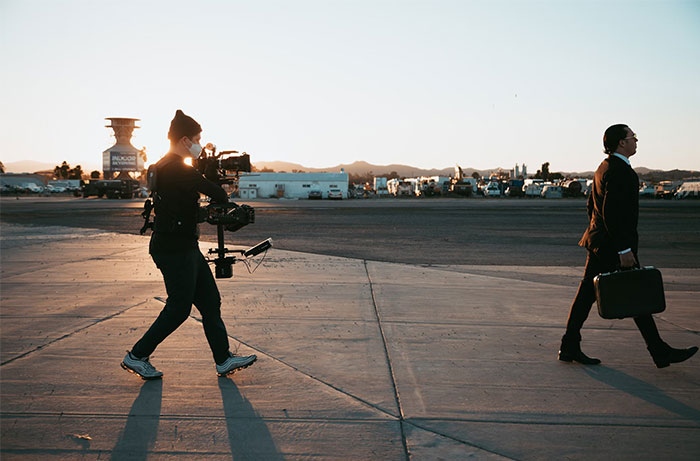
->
xmin=373 ymin=177 xmax=389 ymax=196
xmin=387 ymin=178 xmax=414 ymax=196
xmin=541 ymin=184 xmax=563 ymax=198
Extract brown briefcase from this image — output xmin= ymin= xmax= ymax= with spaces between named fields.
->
xmin=593 ymin=266 xmax=666 ymax=319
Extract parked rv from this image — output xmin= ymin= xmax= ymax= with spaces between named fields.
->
xmin=523 ymin=182 xmax=543 ymax=197
xmin=450 ymin=177 xmax=476 ymax=197
xmin=373 ymin=177 xmax=389 ymax=196
xmin=483 ymin=182 xmax=501 ymax=197
xmin=675 ymin=181 xmax=700 ymax=199
xmin=561 ymin=179 xmax=583 ymax=197
xmin=541 ymin=184 xmax=563 ymax=198
xmin=505 ymin=179 xmax=524 ymax=197
xmin=388 ymin=179 xmax=414 ymax=197
xmin=655 ymin=181 xmax=676 ymax=199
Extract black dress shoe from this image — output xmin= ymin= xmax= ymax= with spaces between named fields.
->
xmin=558 ymin=349 xmax=601 ymax=365
xmin=650 ymin=345 xmax=698 ymax=369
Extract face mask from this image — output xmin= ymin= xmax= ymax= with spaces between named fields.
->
xmin=188 ymin=140 xmax=203 ymax=159
xmin=188 ymin=142 xmax=203 ymax=158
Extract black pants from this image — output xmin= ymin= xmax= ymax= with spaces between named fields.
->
xmin=564 ymin=249 xmax=664 ymax=349
xmin=132 ymin=248 xmax=230 ymax=364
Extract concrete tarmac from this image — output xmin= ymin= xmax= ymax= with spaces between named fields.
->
xmin=1 ymin=223 xmax=699 ymax=459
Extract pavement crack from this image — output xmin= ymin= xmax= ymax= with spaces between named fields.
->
xmin=0 ymin=299 xmax=150 ymax=367
xmin=405 ymin=420 xmax=518 ymax=460
xmin=363 ymin=260 xmax=410 ymax=461
xmin=655 ymin=315 xmax=700 ymax=336
xmin=184 ymin=310 xmax=398 ymax=420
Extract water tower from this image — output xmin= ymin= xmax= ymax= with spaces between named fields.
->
xmin=102 ymin=117 xmax=144 ymax=179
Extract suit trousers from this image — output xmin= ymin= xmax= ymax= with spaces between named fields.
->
xmin=132 ymin=248 xmax=230 ymax=364
xmin=564 ymin=249 xmax=663 ymax=349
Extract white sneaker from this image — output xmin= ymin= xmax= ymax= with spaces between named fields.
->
xmin=121 ymin=352 xmax=163 ymax=380
xmin=216 ymin=353 xmax=257 ymax=376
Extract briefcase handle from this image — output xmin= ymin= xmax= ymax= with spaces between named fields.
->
xmin=617 ymin=260 xmax=642 ymax=272
xmin=603 ymin=264 xmax=655 ymax=277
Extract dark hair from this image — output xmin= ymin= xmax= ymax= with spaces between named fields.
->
xmin=603 ymin=124 xmax=629 ymax=155
xmin=167 ymin=109 xmax=202 ymax=142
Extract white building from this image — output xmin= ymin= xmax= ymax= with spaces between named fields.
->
xmin=418 ymin=176 xmax=451 ymax=195
xmin=237 ymin=172 xmax=349 ymax=199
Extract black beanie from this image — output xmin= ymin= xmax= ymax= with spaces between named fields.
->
xmin=168 ymin=109 xmax=202 ymax=141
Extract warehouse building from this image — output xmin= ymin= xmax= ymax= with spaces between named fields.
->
xmin=237 ymin=172 xmax=349 ymax=199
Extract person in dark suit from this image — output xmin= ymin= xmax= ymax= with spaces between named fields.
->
xmin=559 ymin=124 xmax=697 ymax=368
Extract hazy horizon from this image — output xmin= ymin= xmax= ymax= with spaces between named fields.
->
xmin=2 ymin=1 xmax=699 ymax=172
xmin=4 ymin=157 xmax=697 ymax=177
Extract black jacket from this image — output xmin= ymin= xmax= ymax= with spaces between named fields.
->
xmin=579 ymin=154 xmax=639 ymax=254
xmin=149 ymin=153 xmax=227 ymax=254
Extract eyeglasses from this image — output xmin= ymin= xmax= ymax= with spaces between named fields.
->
xmin=624 ymin=133 xmax=638 ymax=142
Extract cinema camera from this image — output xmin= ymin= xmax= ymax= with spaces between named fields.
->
xmin=194 ymin=143 xmax=272 ymax=277
xmin=141 ymin=144 xmax=272 ymax=279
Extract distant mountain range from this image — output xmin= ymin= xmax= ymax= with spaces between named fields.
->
xmin=3 ymin=160 xmax=100 ymax=174
xmin=253 ymin=160 xmax=466 ymax=177
xmin=3 ymin=160 xmax=56 ymax=174
xmin=3 ymin=159 xmax=697 ymax=181
xmin=253 ymin=160 xmax=698 ymax=180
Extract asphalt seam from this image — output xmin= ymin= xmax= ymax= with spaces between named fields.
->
xmin=186 ymin=311 xmax=522 ymax=460
xmin=406 ymin=417 xmax=700 ymax=429
xmin=185 ymin=314 xmax=400 ymax=417
xmin=406 ymin=420 xmax=517 ymax=460
xmin=114 ymin=314 xmax=697 ymax=333
xmin=0 ymin=299 xmax=150 ymax=367
xmin=655 ymin=316 xmax=700 ymax=336
xmin=363 ymin=260 xmax=410 ymax=461
xmin=5 ymin=411 xmax=694 ymax=429
xmin=364 ymin=261 xmax=520 ymax=461
xmin=0 ymin=448 xmax=288 ymax=456
xmin=149 ymin=296 xmax=403 ymax=423
xmin=0 ymin=411 xmax=393 ymax=423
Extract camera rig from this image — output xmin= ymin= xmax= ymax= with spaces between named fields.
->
xmin=141 ymin=144 xmax=272 ymax=278
xmin=202 ymin=200 xmax=272 ymax=278
xmin=194 ymin=143 xmax=251 ymax=186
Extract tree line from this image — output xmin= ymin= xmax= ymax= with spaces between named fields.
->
xmin=52 ymin=161 xmax=101 ymax=179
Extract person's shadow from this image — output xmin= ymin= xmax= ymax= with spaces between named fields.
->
xmin=583 ymin=365 xmax=700 ymax=423
xmin=218 ymin=377 xmax=284 ymax=460
xmin=111 ymin=379 xmax=163 ymax=460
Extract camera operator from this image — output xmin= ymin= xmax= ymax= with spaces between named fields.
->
xmin=121 ymin=110 xmax=256 ymax=379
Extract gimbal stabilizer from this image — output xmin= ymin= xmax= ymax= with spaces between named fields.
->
xmin=204 ymin=201 xmax=272 ymax=278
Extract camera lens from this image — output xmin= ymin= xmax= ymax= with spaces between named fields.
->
xmin=220 ymin=154 xmax=251 ymax=172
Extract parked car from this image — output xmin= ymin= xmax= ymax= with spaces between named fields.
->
xmin=308 ymin=190 xmax=322 ymax=200
xmin=46 ymin=184 xmax=66 ymax=193
xmin=327 ymin=189 xmax=343 ymax=199
xmin=135 ymin=186 xmax=150 ymax=198
xmin=639 ymin=185 xmax=655 ymax=198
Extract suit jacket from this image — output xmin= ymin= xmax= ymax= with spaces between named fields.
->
xmin=578 ymin=155 xmax=639 ymax=254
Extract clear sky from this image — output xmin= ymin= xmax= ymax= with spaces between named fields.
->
xmin=2 ymin=0 xmax=699 ymax=173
